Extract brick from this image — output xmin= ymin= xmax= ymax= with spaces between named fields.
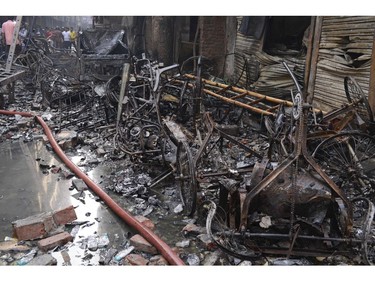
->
xmin=12 ymin=212 xmax=55 ymax=240
xmin=129 ymin=234 xmax=158 ymax=255
xmin=52 ymin=205 xmax=77 ymax=226
xmin=37 ymin=232 xmax=73 ymax=252
xmin=149 ymin=255 xmax=169 ymax=266
xmin=134 ymin=215 xmax=155 ymax=231
xmin=124 ymin=254 xmax=149 ymax=265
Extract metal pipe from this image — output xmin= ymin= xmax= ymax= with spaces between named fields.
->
xmin=0 ymin=109 xmax=185 ymax=266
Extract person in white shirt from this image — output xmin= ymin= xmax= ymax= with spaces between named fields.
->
xmin=62 ymin=27 xmax=71 ymax=49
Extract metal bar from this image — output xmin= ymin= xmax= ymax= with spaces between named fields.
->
xmin=116 ymin=63 xmax=130 ymax=130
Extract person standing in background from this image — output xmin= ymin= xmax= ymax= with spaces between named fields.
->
xmin=69 ymin=27 xmax=77 ymax=52
xmin=1 ymin=17 xmax=21 ymax=58
xmin=62 ymin=27 xmax=70 ymax=50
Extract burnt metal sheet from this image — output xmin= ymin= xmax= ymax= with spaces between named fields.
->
xmin=313 ymin=16 xmax=375 ymax=111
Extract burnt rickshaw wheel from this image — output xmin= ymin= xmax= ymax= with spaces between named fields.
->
xmin=344 ymin=76 xmax=374 ymax=123
xmin=312 ymin=131 xmax=375 ymax=200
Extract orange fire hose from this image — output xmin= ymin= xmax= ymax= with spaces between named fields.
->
xmin=0 ymin=109 xmax=185 ymax=265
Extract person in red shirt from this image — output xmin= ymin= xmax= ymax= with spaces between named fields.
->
xmin=1 ymin=17 xmax=21 ymax=57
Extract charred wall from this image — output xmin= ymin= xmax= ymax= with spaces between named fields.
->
xmin=148 ymin=17 xmax=174 ymax=65
xmin=199 ymin=16 xmax=227 ymax=77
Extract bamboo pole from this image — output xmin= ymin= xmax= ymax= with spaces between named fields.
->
xmin=184 ymin=73 xmax=294 ymax=107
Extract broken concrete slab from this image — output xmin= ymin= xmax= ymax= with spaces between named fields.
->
xmin=37 ymin=232 xmax=73 ymax=252
xmin=99 ymin=248 xmax=118 ymax=265
xmin=26 ymin=253 xmax=57 ymax=265
xmin=72 ymin=178 xmax=88 ymax=192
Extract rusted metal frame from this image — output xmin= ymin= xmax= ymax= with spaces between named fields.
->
xmin=352 ymin=197 xmax=375 ymax=265
xmin=253 ymin=247 xmax=354 ymax=258
xmin=241 ymin=93 xmax=353 ymax=238
xmin=225 ymin=231 xmax=364 ymax=244
xmin=331 ymin=111 xmax=355 ymax=132
xmin=306 ymin=16 xmax=323 ymax=105
xmin=197 ymin=167 xmax=253 ymax=179
xmin=148 ymin=166 xmax=175 ymax=189
xmin=229 ymin=189 xmax=240 ymax=229
xmin=321 ymin=103 xmax=356 ymax=123
xmin=240 ymin=153 xmax=298 ymax=231
xmin=287 ymin=224 xmax=301 ymax=259
xmin=368 ymin=28 xmax=375 ymax=116
xmin=193 ymin=56 xmax=203 ymax=129
xmin=216 ymin=128 xmax=263 ymax=159
xmin=301 ymin=118 xmax=353 ymax=236
xmin=193 ymin=112 xmax=216 ymax=167
xmin=306 ymin=130 xmax=338 ymax=141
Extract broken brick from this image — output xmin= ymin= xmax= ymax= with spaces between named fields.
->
xmin=12 ymin=212 xmax=55 ymax=240
xmin=37 ymin=232 xmax=73 ymax=252
xmin=129 ymin=234 xmax=158 ymax=254
xmin=134 ymin=215 xmax=155 ymax=231
xmin=52 ymin=205 xmax=77 ymax=226
xmin=124 ymin=254 xmax=149 ymax=265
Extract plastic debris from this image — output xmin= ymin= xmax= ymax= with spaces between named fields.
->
xmin=16 ymin=248 xmax=37 ymax=265
xmin=114 ymin=246 xmax=135 ymax=261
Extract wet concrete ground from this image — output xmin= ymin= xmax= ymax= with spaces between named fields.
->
xmin=0 ymin=138 xmax=134 ymax=265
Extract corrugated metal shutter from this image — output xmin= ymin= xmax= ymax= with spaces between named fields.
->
xmin=233 ymin=17 xmax=306 ymax=100
xmin=313 ymin=16 xmax=375 ymax=110
xmin=233 ymin=17 xmax=262 ymax=89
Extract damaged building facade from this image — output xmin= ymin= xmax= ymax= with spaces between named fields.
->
xmin=0 ymin=15 xmax=375 ymax=266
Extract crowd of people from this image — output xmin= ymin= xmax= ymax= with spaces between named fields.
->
xmin=1 ymin=17 xmax=78 ymax=59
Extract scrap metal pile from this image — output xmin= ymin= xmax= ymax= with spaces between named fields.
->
xmin=9 ymin=36 xmax=375 ymax=264
xmin=107 ymin=55 xmax=375 ymax=264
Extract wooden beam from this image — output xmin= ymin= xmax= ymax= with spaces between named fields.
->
xmin=306 ymin=16 xmax=323 ymax=105
xmin=304 ymin=17 xmax=316 ymax=92
xmin=368 ymin=29 xmax=375 ymax=117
